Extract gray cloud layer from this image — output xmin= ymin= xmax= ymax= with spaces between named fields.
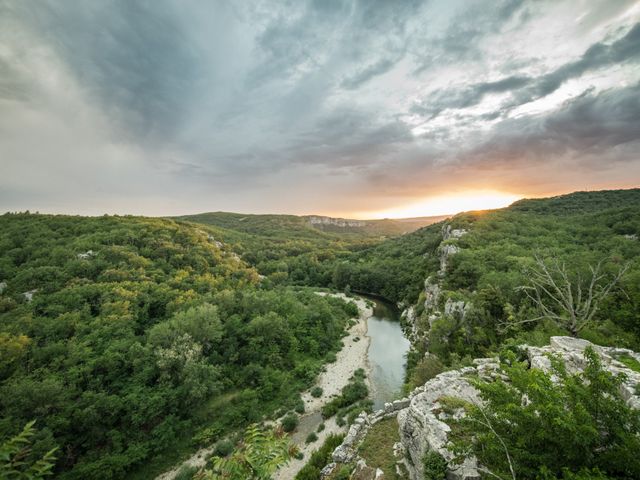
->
xmin=1 ymin=0 xmax=639 ymax=216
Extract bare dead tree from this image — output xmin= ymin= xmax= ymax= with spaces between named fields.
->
xmin=503 ymin=255 xmax=629 ymax=337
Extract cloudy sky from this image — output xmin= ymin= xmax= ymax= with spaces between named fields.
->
xmin=1 ymin=0 xmax=639 ymax=218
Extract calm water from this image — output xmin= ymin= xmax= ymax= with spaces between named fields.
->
xmin=366 ymin=299 xmax=411 ymax=410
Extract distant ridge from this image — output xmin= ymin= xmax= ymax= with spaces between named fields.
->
xmin=174 ymin=211 xmax=450 ymax=238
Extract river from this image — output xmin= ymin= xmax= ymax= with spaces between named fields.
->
xmin=366 ymin=299 xmax=411 ymax=410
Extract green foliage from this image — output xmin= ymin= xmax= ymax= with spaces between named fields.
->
xmin=281 ymin=414 xmax=299 ymax=433
xmin=361 ymin=188 xmax=640 ymax=374
xmin=321 ymin=370 xmax=369 ymax=419
xmin=310 ymin=386 xmax=323 ymax=398
xmin=0 ymin=214 xmax=359 ymax=479
xmin=213 ymin=440 xmax=234 ymax=457
xmin=422 ymin=451 xmax=447 ymax=480
xmin=174 ymin=465 xmax=198 ymax=480
xmin=447 ymin=348 xmax=640 ymax=479
xmin=616 ymin=353 xmax=640 ymax=373
xmin=201 ymin=424 xmax=295 ymax=480
xmin=333 ymin=465 xmax=353 ymax=480
xmin=408 ymin=355 xmax=444 ymax=389
xmin=0 ymin=421 xmax=57 ymax=479
xmin=294 ymin=433 xmax=344 ymax=480
xmin=305 ymin=432 xmax=318 ymax=444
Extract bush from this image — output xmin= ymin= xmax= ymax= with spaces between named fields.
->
xmin=310 ymin=386 xmax=323 ymax=398
xmin=295 ymin=401 xmax=305 ymax=414
xmin=213 ymin=439 xmax=234 ymax=457
xmin=409 ymin=355 xmax=444 ymax=388
xmin=305 ymin=432 xmax=318 ymax=444
xmin=317 ymin=423 xmax=325 ymax=433
xmin=423 ymin=451 xmax=447 ymax=480
xmin=174 ymin=465 xmax=198 ymax=480
xmin=295 ymin=434 xmax=344 ymax=480
xmin=321 ymin=373 xmax=368 ymax=418
xmin=281 ymin=413 xmax=299 ymax=433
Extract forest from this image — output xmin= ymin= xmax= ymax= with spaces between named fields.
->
xmin=0 ymin=214 xmax=358 ymax=479
xmin=1 ymin=188 xmax=640 ymax=479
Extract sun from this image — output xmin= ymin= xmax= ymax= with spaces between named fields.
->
xmin=366 ymin=191 xmax=522 ymax=219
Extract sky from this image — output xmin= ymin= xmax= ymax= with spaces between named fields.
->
xmin=1 ymin=0 xmax=639 ymax=219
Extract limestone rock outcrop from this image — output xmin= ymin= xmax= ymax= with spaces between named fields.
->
xmin=308 ymin=216 xmax=367 ymax=228
xmin=328 ymin=336 xmax=640 ymax=480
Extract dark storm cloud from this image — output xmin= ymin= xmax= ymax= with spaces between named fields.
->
xmin=414 ymin=22 xmax=640 ymax=119
xmin=1 ymin=0 xmax=639 ymax=216
xmin=464 ymin=82 xmax=640 ymax=165
xmin=2 ymin=1 xmax=207 ymax=141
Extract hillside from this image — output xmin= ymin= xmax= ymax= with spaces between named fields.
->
xmin=174 ymin=212 xmax=446 ymax=239
xmin=328 ymin=188 xmax=640 ymax=385
xmin=0 ymin=213 xmax=360 ymax=479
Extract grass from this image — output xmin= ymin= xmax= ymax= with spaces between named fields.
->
xmin=357 ymin=417 xmax=403 ymax=480
xmin=617 ymin=353 xmax=640 ymax=373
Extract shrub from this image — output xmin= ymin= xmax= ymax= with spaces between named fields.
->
xmin=294 ymin=434 xmax=344 ymax=480
xmin=295 ymin=401 xmax=305 ymax=414
xmin=310 ymin=386 xmax=323 ymax=398
xmin=213 ymin=439 xmax=234 ymax=457
xmin=409 ymin=355 xmax=444 ymax=388
xmin=281 ymin=414 xmax=299 ymax=433
xmin=317 ymin=423 xmax=325 ymax=433
xmin=305 ymin=432 xmax=318 ymax=444
xmin=321 ymin=372 xmax=368 ymax=419
xmin=423 ymin=451 xmax=447 ymax=480
xmin=334 ymin=465 xmax=353 ymax=480
xmin=174 ymin=465 xmax=198 ymax=480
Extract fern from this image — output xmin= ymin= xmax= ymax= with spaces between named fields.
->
xmin=0 ymin=421 xmax=58 ymax=479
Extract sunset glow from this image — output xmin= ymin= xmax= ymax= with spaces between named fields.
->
xmin=364 ymin=191 xmax=523 ymax=219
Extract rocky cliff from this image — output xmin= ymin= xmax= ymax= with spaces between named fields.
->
xmin=307 ymin=216 xmax=367 ymax=228
xmin=323 ymin=336 xmax=640 ymax=480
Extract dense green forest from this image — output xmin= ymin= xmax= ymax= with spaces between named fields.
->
xmin=0 ymin=214 xmax=358 ymax=479
xmin=173 ymin=212 xmax=444 ymax=293
xmin=2 ymin=189 xmax=639 ymax=479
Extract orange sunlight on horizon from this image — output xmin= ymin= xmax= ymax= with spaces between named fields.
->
xmin=362 ymin=191 xmax=523 ymax=219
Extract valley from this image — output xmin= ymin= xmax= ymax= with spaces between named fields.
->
xmin=1 ymin=188 xmax=640 ymax=480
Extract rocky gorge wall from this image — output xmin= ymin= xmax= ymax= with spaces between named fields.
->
xmin=322 ymin=336 xmax=640 ymax=480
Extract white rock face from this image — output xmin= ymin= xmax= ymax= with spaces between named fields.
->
xmin=444 ymin=298 xmax=468 ymax=319
xmin=396 ymin=337 xmax=640 ymax=479
xmin=438 ymin=244 xmax=460 ymax=274
xmin=398 ymin=369 xmax=483 ymax=480
xmin=23 ymin=289 xmax=37 ymax=302
xmin=329 ymin=336 xmax=640 ymax=480
xmin=308 ymin=216 xmax=366 ymax=228
xmin=442 ymin=225 xmax=468 ymax=240
xmin=77 ymin=250 xmax=96 ymax=259
xmin=423 ymin=277 xmax=441 ymax=312
xmin=0 ymin=281 xmax=6 ymax=294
